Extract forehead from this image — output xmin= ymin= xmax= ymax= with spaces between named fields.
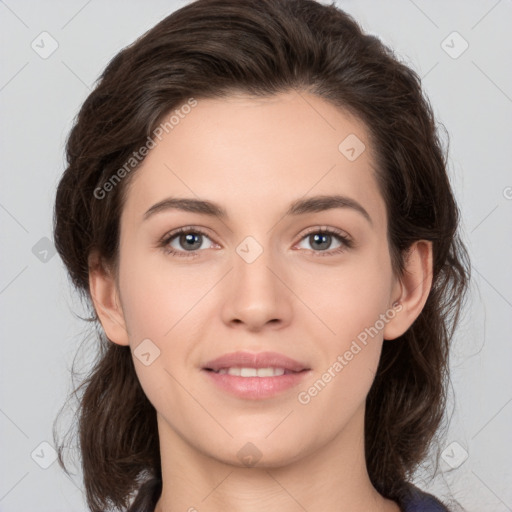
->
xmin=121 ymin=90 xmax=386 ymax=232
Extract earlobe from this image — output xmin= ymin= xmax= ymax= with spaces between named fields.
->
xmin=88 ymin=251 xmax=130 ymax=346
xmin=383 ymin=240 xmax=433 ymax=341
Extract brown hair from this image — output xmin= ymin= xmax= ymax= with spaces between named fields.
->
xmin=53 ymin=0 xmax=470 ymax=510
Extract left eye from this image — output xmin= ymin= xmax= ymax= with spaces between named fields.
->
xmin=295 ymin=229 xmax=351 ymax=255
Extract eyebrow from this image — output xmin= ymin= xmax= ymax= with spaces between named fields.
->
xmin=143 ymin=194 xmax=372 ymax=225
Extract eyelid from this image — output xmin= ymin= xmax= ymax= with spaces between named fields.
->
xmin=159 ymin=225 xmax=213 ymax=244
xmin=297 ymin=225 xmax=352 ymax=242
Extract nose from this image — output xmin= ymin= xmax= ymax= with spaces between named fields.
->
xmin=220 ymin=241 xmax=292 ymax=332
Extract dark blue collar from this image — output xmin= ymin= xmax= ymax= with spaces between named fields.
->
xmin=397 ymin=482 xmax=450 ymax=512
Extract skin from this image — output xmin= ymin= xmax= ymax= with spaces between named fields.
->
xmin=89 ymin=90 xmax=433 ymax=512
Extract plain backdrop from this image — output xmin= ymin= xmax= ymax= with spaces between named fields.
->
xmin=1 ymin=1 xmax=511 ymax=511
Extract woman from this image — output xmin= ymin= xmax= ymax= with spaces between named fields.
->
xmin=53 ymin=0 xmax=470 ymax=511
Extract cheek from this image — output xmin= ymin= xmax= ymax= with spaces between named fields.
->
xmin=295 ymin=344 xmax=380 ymax=442
xmin=116 ymin=250 xmax=214 ymax=404
xmin=296 ymin=249 xmax=393 ymax=343
xmin=295 ymin=284 xmax=388 ymax=429
xmin=118 ymin=248 xmax=210 ymax=342
xmin=294 ymin=248 xmax=392 ymax=403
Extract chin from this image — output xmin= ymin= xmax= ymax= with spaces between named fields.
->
xmin=201 ymin=433 xmax=314 ymax=469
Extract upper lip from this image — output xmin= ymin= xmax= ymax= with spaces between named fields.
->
xmin=203 ymin=351 xmax=310 ymax=372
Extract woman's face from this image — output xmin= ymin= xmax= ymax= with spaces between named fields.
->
xmin=112 ymin=91 xmax=403 ymax=467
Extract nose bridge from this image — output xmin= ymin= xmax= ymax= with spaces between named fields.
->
xmin=222 ymin=233 xmax=291 ymax=329
xmin=234 ymin=233 xmax=278 ymax=298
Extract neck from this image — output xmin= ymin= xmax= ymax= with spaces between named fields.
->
xmin=154 ymin=407 xmax=400 ymax=512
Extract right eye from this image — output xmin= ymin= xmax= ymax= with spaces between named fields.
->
xmin=160 ymin=227 xmax=218 ymax=258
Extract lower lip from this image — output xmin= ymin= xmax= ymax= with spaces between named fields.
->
xmin=202 ymin=369 xmax=310 ymax=400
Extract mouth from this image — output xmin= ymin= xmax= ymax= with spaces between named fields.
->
xmin=202 ymin=350 xmax=310 ymax=374
xmin=201 ymin=351 xmax=311 ymax=399
xmin=204 ymin=367 xmax=306 ymax=376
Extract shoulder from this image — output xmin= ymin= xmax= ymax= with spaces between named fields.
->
xmin=396 ymin=482 xmax=451 ymax=512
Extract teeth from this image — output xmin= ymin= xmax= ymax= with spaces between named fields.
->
xmin=217 ymin=367 xmax=286 ymax=377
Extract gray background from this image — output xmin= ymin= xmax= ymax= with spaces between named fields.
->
xmin=1 ymin=1 xmax=511 ymax=511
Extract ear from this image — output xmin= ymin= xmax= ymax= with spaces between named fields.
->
xmin=383 ymin=240 xmax=433 ymax=341
xmin=88 ymin=250 xmax=130 ymax=346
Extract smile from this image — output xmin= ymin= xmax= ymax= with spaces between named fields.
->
xmin=209 ymin=367 xmax=295 ymax=377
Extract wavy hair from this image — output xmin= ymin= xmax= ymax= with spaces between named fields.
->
xmin=52 ymin=0 xmax=470 ymax=510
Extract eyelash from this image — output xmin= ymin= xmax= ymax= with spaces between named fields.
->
xmin=159 ymin=226 xmax=354 ymax=258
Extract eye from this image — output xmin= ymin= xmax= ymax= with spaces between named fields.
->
xmin=160 ymin=227 xmax=216 ymax=258
xmin=159 ymin=226 xmax=353 ymax=258
xmin=295 ymin=227 xmax=353 ymax=256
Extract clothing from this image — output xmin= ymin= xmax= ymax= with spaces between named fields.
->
xmin=398 ymin=482 xmax=450 ymax=512
xmin=127 ymin=477 xmax=450 ymax=512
